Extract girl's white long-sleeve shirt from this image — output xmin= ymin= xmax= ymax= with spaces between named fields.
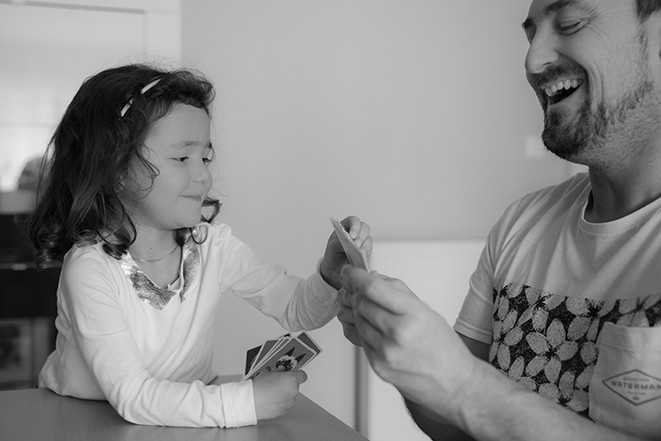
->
xmin=38 ymin=222 xmax=340 ymax=427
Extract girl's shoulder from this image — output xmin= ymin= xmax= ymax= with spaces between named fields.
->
xmin=193 ymin=220 xmax=234 ymax=244
xmin=64 ymin=240 xmax=111 ymax=264
xmin=59 ymin=241 xmax=123 ymax=295
xmin=193 ymin=221 xmax=255 ymax=261
xmin=61 ymin=242 xmax=120 ymax=278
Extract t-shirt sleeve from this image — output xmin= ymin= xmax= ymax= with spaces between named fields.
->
xmin=453 ymin=241 xmax=496 ymax=344
xmin=60 ymin=250 xmax=255 ymax=427
xmin=453 ymin=178 xmax=585 ymax=346
xmin=452 ymin=195 xmax=531 ymax=345
xmin=210 ymin=223 xmax=340 ymax=331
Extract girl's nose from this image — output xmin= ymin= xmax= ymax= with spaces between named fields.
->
xmin=193 ymin=160 xmax=212 ymax=185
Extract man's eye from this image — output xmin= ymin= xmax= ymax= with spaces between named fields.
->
xmin=525 ymin=30 xmax=535 ymax=44
xmin=557 ymin=20 xmax=586 ymax=34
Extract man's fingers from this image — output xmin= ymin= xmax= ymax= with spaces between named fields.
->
xmin=337 ymin=304 xmax=355 ymax=325
xmin=354 ymin=311 xmax=383 ymax=355
xmin=341 ymin=322 xmax=362 ymax=346
xmin=337 ymin=287 xmax=354 ymax=308
xmin=354 ymin=295 xmax=399 ymax=336
xmin=341 ymin=266 xmax=415 ymax=314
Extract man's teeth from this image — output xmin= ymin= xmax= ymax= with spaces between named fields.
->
xmin=544 ymin=79 xmax=579 ymax=97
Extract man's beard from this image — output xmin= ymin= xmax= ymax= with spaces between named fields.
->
xmin=542 ymin=37 xmax=655 ymax=163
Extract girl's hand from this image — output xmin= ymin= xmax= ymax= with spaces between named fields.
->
xmin=252 ymin=371 xmax=307 ymax=421
xmin=320 ymin=216 xmax=372 ymax=289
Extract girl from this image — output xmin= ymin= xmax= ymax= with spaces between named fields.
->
xmin=28 ymin=64 xmax=371 ymax=428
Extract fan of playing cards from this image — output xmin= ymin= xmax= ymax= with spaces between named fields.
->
xmin=242 ymin=332 xmax=322 ymax=381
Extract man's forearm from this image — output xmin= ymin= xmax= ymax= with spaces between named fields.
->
xmin=405 ymin=397 xmax=476 ymax=441
xmin=448 ymin=362 xmax=647 ymax=441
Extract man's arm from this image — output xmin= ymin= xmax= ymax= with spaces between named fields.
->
xmin=452 ymin=356 xmax=647 ymax=441
xmin=341 ymin=266 xmax=650 ymax=441
xmin=404 ymin=334 xmax=488 ymax=441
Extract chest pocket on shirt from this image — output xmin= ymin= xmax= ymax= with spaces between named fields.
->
xmin=590 ymin=323 xmax=661 ymax=438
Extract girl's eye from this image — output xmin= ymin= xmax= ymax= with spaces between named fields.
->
xmin=174 ymin=156 xmax=189 ymax=163
xmin=202 ymin=148 xmax=215 ymax=166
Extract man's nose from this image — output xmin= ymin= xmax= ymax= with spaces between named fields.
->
xmin=525 ymin=29 xmax=559 ymax=75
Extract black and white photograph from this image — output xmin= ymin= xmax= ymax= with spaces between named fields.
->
xmin=1 ymin=1 xmax=660 ymax=440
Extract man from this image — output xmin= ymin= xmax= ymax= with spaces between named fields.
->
xmin=338 ymin=1 xmax=661 ymax=439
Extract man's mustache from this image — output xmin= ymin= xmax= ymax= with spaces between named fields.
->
xmin=528 ymin=64 xmax=586 ymax=89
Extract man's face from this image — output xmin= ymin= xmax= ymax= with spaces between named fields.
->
xmin=522 ymin=0 xmax=660 ymax=163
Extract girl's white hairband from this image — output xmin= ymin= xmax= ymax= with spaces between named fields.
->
xmin=119 ymin=78 xmax=161 ymax=117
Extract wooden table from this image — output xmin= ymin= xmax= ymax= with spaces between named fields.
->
xmin=0 ymin=388 xmax=368 ymax=441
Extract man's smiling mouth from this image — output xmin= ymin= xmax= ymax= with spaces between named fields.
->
xmin=541 ymin=78 xmax=584 ymax=106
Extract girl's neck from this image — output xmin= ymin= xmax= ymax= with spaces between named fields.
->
xmin=132 ymin=242 xmax=179 ymax=263
xmin=129 ymin=231 xmax=182 ymax=288
xmin=136 ymin=246 xmax=182 ymax=288
xmin=129 ymin=228 xmax=179 ymax=263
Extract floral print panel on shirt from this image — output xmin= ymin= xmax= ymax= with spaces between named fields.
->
xmin=489 ymin=284 xmax=661 ymax=417
xmin=120 ymin=239 xmax=200 ymax=310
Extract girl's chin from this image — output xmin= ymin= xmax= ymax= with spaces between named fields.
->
xmin=170 ymin=219 xmax=201 ymax=230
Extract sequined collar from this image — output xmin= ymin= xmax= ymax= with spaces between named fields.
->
xmin=120 ymin=238 xmax=200 ymax=310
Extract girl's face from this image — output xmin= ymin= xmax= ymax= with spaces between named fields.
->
xmin=123 ymin=103 xmax=213 ymax=231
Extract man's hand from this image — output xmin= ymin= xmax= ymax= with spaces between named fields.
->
xmin=340 ymin=265 xmax=479 ymax=421
xmin=337 ymin=287 xmax=362 ymax=346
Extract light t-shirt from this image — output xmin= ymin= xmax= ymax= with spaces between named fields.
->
xmin=39 ymin=222 xmax=339 ymax=428
xmin=454 ymin=173 xmax=661 ymax=438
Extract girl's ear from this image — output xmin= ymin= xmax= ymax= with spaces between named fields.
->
xmin=115 ymin=170 xmax=126 ymax=192
xmin=115 ymin=169 xmax=132 ymax=194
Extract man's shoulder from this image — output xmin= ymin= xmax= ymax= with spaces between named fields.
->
xmin=510 ymin=172 xmax=589 ymax=213
xmin=490 ymin=172 xmax=589 ymax=236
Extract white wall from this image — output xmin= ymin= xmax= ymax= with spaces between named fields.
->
xmin=181 ymin=0 xmax=571 ymax=429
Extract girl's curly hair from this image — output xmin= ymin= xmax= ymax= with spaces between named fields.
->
xmin=28 ymin=64 xmax=220 ymax=268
